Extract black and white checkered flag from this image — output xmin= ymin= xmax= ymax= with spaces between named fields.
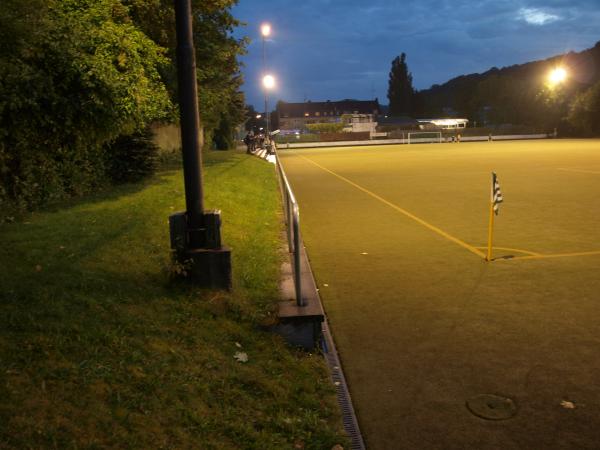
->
xmin=492 ymin=172 xmax=503 ymax=215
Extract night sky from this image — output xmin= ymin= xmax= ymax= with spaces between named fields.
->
xmin=231 ymin=0 xmax=600 ymax=110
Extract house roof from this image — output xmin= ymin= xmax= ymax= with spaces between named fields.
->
xmin=277 ymin=99 xmax=380 ymax=117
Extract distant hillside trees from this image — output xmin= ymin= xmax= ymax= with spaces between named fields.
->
xmin=568 ymin=79 xmax=600 ymax=135
xmin=387 ymin=53 xmax=415 ymax=116
xmin=418 ymin=42 xmax=600 ymax=133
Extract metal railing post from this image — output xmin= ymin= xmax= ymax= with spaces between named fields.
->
xmin=292 ymin=204 xmax=303 ymax=306
xmin=274 ymin=148 xmax=303 ymax=306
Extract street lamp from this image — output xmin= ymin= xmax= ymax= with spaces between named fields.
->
xmin=544 ymin=66 xmax=569 ymax=138
xmin=260 ymin=23 xmax=272 ymax=148
xmin=263 ymin=74 xmax=275 ymax=148
xmin=170 ymin=0 xmax=231 ymax=288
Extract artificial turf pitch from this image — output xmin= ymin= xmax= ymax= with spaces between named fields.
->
xmin=279 ymin=139 xmax=600 ymax=449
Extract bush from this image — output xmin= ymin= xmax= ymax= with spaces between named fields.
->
xmin=0 ymin=0 xmax=172 ymax=221
xmin=212 ymin=113 xmax=236 ymax=150
xmin=568 ymin=80 xmax=600 ymax=136
xmin=104 ymin=130 xmax=159 ymax=184
xmin=306 ymin=122 xmax=345 ymax=133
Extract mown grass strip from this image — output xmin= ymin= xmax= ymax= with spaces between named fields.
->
xmin=0 ymin=150 xmax=347 ymax=449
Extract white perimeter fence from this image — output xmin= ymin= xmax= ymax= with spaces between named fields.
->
xmin=279 ymin=134 xmax=550 ymax=149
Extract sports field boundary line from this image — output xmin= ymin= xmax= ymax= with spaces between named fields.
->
xmin=558 ymin=168 xmax=600 ymax=175
xmin=475 ymin=246 xmax=541 ymax=256
xmin=295 ymin=153 xmax=487 ymax=259
xmin=504 ymin=249 xmax=600 ymax=261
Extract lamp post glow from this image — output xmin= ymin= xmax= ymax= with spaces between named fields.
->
xmin=548 ymin=67 xmax=568 ymax=86
xmin=261 ymin=23 xmax=271 ymax=37
xmin=263 ymin=74 xmax=275 ymax=90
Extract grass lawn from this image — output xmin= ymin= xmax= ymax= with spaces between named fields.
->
xmin=279 ymin=139 xmax=600 ymax=449
xmin=0 ymin=150 xmax=347 ymax=449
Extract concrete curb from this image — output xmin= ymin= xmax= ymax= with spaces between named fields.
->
xmin=250 ymin=147 xmax=276 ymax=163
xmin=274 ymin=233 xmax=366 ymax=449
xmin=269 ymin=145 xmax=366 ymax=449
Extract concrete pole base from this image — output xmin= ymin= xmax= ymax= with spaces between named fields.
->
xmin=184 ymin=247 xmax=232 ymax=289
xmin=169 ymin=210 xmax=232 ymax=290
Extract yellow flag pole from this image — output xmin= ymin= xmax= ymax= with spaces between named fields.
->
xmin=486 ymin=199 xmax=495 ymax=261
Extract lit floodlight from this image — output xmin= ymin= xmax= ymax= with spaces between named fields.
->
xmin=548 ymin=67 xmax=567 ymax=86
xmin=262 ymin=74 xmax=275 ymax=90
xmin=261 ymin=23 xmax=271 ymax=37
xmin=256 ymin=114 xmax=262 ymax=119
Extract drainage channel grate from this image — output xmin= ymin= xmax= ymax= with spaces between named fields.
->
xmin=321 ymin=320 xmax=366 ymax=450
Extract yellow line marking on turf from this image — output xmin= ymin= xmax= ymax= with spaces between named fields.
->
xmin=558 ymin=168 xmax=600 ymax=175
xmin=475 ymin=246 xmax=541 ymax=256
xmin=296 ymin=154 xmax=487 ymax=259
xmin=507 ymin=250 xmax=600 ymax=261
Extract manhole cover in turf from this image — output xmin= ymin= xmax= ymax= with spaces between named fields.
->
xmin=466 ymin=394 xmax=517 ymax=420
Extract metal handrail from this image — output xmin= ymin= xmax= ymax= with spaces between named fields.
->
xmin=273 ymin=146 xmax=304 ymax=307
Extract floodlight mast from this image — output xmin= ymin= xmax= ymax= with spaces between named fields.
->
xmin=548 ymin=66 xmax=568 ymax=87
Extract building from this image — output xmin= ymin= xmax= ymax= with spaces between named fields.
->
xmin=276 ymin=99 xmax=381 ymax=132
xmin=417 ymin=118 xmax=469 ymax=129
xmin=342 ymin=114 xmax=378 ymax=135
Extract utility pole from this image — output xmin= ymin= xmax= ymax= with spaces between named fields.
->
xmin=169 ymin=0 xmax=231 ymax=288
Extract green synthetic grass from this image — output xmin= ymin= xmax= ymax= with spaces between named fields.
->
xmin=0 ymin=150 xmax=347 ymax=449
xmin=279 ymin=139 xmax=600 ymax=449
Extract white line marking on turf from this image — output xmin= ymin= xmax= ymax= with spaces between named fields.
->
xmin=558 ymin=168 xmax=600 ymax=175
xmin=296 ymin=154 xmax=487 ymax=259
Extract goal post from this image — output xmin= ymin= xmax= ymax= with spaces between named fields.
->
xmin=407 ymin=131 xmax=442 ymax=144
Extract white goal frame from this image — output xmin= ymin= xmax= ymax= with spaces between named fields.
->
xmin=407 ymin=131 xmax=442 ymax=144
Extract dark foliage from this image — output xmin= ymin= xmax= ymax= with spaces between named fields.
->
xmin=568 ymin=79 xmax=600 ymax=136
xmin=104 ymin=131 xmax=159 ymax=183
xmin=0 ymin=0 xmax=247 ymax=221
xmin=416 ymin=41 xmax=600 ymax=131
xmin=387 ymin=53 xmax=415 ymax=117
xmin=0 ymin=0 xmax=171 ymax=221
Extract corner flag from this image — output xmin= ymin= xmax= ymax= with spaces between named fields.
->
xmin=492 ymin=172 xmax=503 ymax=215
xmin=487 ymin=172 xmax=503 ymax=261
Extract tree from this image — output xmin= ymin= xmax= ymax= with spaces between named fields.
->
xmin=306 ymin=123 xmax=345 ymax=133
xmin=123 ymin=0 xmax=248 ymax=150
xmin=387 ymin=53 xmax=414 ymax=116
xmin=568 ymin=80 xmax=600 ymax=135
xmin=244 ymin=105 xmax=266 ymax=132
xmin=0 ymin=0 xmax=172 ymax=216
